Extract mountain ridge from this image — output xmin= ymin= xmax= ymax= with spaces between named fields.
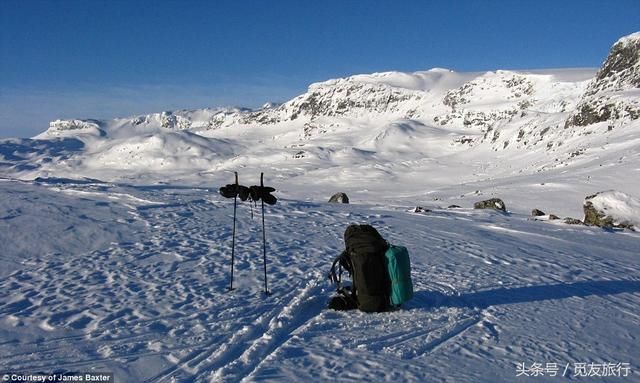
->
xmin=1 ymin=32 xmax=639 ymax=217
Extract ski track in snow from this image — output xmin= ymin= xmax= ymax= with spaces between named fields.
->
xmin=0 ymin=180 xmax=639 ymax=382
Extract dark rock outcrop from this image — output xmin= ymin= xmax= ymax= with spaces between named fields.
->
xmin=563 ymin=217 xmax=584 ymax=225
xmin=584 ymin=199 xmax=613 ymax=228
xmin=328 ymin=192 xmax=349 ymax=204
xmin=531 ymin=209 xmax=545 ymax=217
xmin=565 ymin=32 xmax=640 ymax=128
xmin=473 ymin=198 xmax=506 ymax=212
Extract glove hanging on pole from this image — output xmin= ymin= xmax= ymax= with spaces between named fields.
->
xmin=219 ymin=181 xmax=250 ymax=201
xmin=249 ymin=185 xmax=277 ymax=205
xmin=218 ymin=172 xmax=277 ymax=296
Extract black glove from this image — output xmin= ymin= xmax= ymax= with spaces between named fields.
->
xmin=249 ymin=185 xmax=277 ymax=205
xmin=219 ymin=184 xmax=250 ymax=201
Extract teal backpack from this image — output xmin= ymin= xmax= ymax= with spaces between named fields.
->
xmin=385 ymin=245 xmax=414 ymax=307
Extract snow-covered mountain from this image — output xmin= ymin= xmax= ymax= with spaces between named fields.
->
xmin=1 ymin=32 xmax=639 ymax=218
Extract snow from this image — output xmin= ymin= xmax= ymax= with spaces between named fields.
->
xmin=5 ymin=64 xmax=633 ymax=221
xmin=586 ymin=190 xmax=640 ymax=229
xmin=0 ymin=179 xmax=638 ymax=382
xmin=616 ymin=31 xmax=640 ymax=46
xmin=342 ymin=69 xmax=474 ymax=92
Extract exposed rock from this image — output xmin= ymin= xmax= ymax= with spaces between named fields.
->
xmin=565 ymin=32 xmax=640 ymax=128
xmin=328 ymin=192 xmax=349 ymax=204
xmin=447 ymin=205 xmax=462 ymax=209
xmin=583 ymin=191 xmax=639 ymax=230
xmin=44 ymin=119 xmax=105 ymax=137
xmin=473 ymin=198 xmax=506 ymax=212
xmin=531 ymin=209 xmax=546 ymax=216
xmin=413 ymin=206 xmax=432 ymax=213
xmin=593 ymin=32 xmax=640 ymax=91
xmin=161 ymin=111 xmax=192 ymax=130
xmin=549 ymin=214 xmax=560 ymax=220
xmin=285 ymin=78 xmax=424 ymax=120
xmin=563 ymin=217 xmax=584 ymax=225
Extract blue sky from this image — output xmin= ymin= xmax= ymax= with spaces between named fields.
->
xmin=1 ymin=0 xmax=638 ymax=138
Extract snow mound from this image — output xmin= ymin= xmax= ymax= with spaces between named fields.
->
xmin=344 ymin=68 xmax=465 ymax=92
xmin=368 ymin=120 xmax=455 ymax=156
xmin=84 ymin=131 xmax=236 ymax=171
xmin=309 ymin=69 xmax=466 ymax=92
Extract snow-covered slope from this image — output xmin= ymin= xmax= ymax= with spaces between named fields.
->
xmin=0 ymin=179 xmax=638 ymax=383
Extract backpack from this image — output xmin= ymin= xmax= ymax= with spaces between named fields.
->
xmin=385 ymin=245 xmax=414 ymax=307
xmin=329 ymin=224 xmax=390 ymax=313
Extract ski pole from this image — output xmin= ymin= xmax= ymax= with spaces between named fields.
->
xmin=229 ymin=171 xmax=238 ymax=291
xmin=260 ymin=172 xmax=269 ymax=295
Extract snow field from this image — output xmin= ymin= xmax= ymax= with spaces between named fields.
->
xmin=0 ymin=179 xmax=638 ymax=382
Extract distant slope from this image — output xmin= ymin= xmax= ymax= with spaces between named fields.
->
xmin=1 ymin=33 xmax=639 ymax=218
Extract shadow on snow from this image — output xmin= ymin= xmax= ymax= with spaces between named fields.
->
xmin=412 ymin=279 xmax=640 ymax=310
xmin=0 ymin=138 xmax=85 ymax=172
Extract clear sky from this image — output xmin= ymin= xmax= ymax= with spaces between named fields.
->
xmin=1 ymin=0 xmax=638 ymax=138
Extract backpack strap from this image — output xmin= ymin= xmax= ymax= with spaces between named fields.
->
xmin=328 ymin=250 xmax=350 ymax=288
xmin=328 ymin=250 xmax=360 ymax=310
xmin=328 ymin=251 xmax=344 ymax=285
